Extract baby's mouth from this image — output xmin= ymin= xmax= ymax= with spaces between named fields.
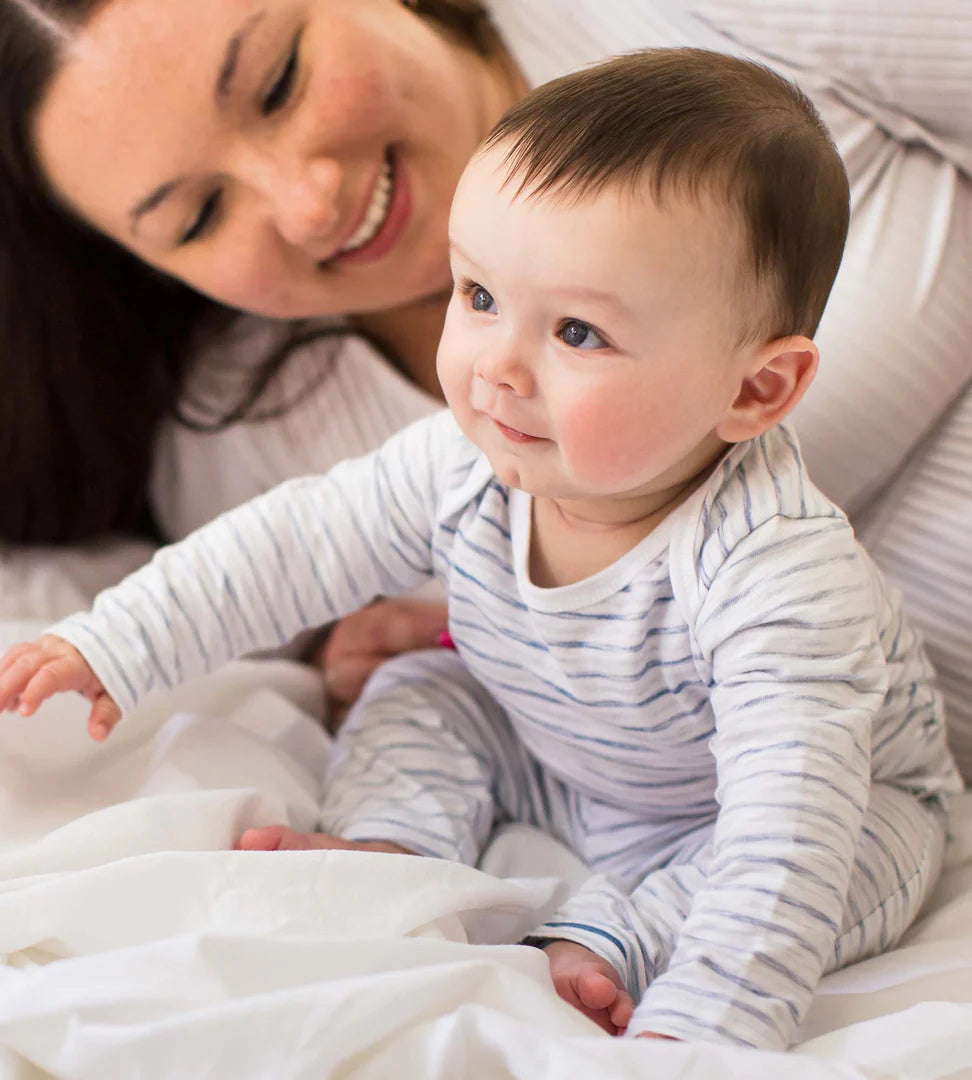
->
xmin=493 ymin=418 xmax=542 ymax=443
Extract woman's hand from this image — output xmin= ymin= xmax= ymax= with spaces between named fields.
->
xmin=0 ymin=633 xmax=121 ymax=740
xmin=309 ymin=598 xmax=448 ymax=727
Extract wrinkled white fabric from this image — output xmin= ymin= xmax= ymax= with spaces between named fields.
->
xmin=0 ymin=2 xmax=970 ymax=1073
xmin=0 ymin=622 xmax=969 ymax=1078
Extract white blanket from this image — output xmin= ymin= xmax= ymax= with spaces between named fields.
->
xmin=0 ymin=615 xmax=970 ymax=1079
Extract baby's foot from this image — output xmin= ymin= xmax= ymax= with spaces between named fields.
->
xmin=542 ymin=939 xmax=634 ymax=1036
xmin=236 ymin=824 xmax=415 ymax=855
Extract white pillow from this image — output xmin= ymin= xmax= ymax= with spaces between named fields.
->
xmin=855 ymin=383 xmax=972 ymax=783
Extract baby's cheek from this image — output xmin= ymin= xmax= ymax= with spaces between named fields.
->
xmin=436 ymin=332 xmax=472 ymax=418
xmin=560 ymin=396 xmax=662 ymax=489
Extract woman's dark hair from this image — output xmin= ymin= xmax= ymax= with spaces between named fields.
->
xmin=0 ymin=0 xmax=495 ymax=546
xmin=410 ymin=0 xmax=498 ymax=54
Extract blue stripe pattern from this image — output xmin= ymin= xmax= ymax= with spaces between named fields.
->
xmin=48 ymin=413 xmax=961 ymax=1051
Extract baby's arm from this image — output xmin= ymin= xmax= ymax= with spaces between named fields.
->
xmin=6 ymin=416 xmax=453 ymax=727
xmin=636 ymin=516 xmax=887 ymax=1045
xmin=0 ymin=634 xmax=120 ymax=739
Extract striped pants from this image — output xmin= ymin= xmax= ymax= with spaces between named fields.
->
xmin=319 ymin=649 xmax=948 ymax=1048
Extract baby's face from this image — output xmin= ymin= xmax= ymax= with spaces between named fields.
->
xmin=437 ymin=146 xmax=759 ymax=513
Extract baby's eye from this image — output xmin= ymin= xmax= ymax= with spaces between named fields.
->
xmin=469 ymin=285 xmax=497 ymax=313
xmin=558 ymin=319 xmax=607 ymax=350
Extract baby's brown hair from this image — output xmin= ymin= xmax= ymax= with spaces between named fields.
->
xmin=485 ymin=48 xmax=850 ymax=343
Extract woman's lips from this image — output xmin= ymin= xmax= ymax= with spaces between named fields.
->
xmin=328 ymin=146 xmax=411 ymax=267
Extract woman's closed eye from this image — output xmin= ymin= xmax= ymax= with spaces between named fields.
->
xmin=179 ymin=190 xmax=222 ymax=245
xmin=261 ymin=32 xmax=302 ymax=115
xmin=558 ymin=319 xmax=608 ymax=350
xmin=177 ymin=31 xmax=302 ymax=246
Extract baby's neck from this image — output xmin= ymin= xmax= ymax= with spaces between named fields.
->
xmin=528 ymin=472 xmax=711 ymax=589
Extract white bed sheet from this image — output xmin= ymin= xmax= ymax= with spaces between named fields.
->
xmin=0 ymin=614 xmax=969 ymax=1080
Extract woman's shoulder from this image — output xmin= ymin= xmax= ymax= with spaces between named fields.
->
xmin=490 ymin=0 xmax=970 ymax=150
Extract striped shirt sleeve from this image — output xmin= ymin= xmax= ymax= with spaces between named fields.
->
xmin=636 ymin=512 xmax=888 ymax=1046
xmin=49 ymin=413 xmax=456 ymax=716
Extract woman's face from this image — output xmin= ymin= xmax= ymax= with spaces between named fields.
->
xmin=34 ymin=0 xmax=515 ymax=318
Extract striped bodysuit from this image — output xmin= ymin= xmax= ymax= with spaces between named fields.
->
xmin=51 ymin=410 xmax=962 ymax=1048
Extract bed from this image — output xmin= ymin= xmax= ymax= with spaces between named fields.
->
xmin=2 ymin=3 xmax=971 ymax=1067
xmin=0 ymin=538 xmax=970 ymax=1078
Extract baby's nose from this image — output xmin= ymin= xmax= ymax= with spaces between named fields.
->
xmin=475 ymin=351 xmax=534 ymax=396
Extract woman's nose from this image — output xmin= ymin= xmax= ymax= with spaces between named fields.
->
xmin=255 ymin=155 xmax=343 ymax=249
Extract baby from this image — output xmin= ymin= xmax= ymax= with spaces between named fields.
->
xmin=0 ymin=49 xmax=962 ymax=1049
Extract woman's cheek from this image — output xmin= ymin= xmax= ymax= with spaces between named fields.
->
xmin=191 ymin=232 xmax=300 ymax=317
xmin=304 ymin=47 xmax=389 ymax=148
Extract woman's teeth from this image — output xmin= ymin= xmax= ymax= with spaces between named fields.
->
xmin=340 ymin=159 xmax=394 ymax=254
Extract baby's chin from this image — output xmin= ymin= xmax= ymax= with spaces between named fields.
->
xmin=462 ymin=421 xmax=592 ymax=499
xmin=488 ymin=459 xmax=530 ymax=493
xmin=486 ymin=459 xmax=582 ymax=501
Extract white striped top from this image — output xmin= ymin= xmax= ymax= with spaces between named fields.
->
xmin=57 ymin=411 xmax=963 ymax=800
xmin=148 ymin=0 xmax=972 ymax=779
xmin=52 ymin=414 xmax=962 ymax=1044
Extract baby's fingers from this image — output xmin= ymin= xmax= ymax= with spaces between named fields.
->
xmin=0 ymin=647 xmax=53 ymax=712
xmin=0 ymin=642 xmax=35 ymax=682
xmin=16 ymin=655 xmax=97 ymax=716
xmin=88 ymin=694 xmax=122 ymax=742
xmin=610 ymin=991 xmax=634 ymax=1033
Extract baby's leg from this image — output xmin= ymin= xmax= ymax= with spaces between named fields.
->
xmin=825 ymin=783 xmax=946 ymax=970
xmin=316 ymin=648 xmax=534 ymax=862
xmin=529 ymin=860 xmax=706 ymax=1037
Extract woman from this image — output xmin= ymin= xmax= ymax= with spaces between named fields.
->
xmin=2 ymin=0 xmax=971 ymax=753
xmin=2 ymin=0 xmax=525 ymax=699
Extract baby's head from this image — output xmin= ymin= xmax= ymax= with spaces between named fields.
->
xmin=437 ymin=48 xmax=850 ymax=507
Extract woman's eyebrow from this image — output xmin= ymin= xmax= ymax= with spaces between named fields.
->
xmin=128 ymin=9 xmax=267 ymax=232
xmin=216 ymin=10 xmax=267 ymax=101
xmin=130 ymin=178 xmax=184 ymax=231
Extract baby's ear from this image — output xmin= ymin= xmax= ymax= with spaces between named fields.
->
xmin=716 ymin=336 xmax=818 ymax=443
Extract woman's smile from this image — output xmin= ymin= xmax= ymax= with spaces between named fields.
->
xmin=326 ymin=145 xmax=412 ymax=266
xmin=34 ymin=0 xmax=525 ymax=320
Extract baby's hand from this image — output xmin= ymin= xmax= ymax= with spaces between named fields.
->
xmin=542 ymin=939 xmax=634 ymax=1036
xmin=0 ymin=634 xmax=121 ymax=740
